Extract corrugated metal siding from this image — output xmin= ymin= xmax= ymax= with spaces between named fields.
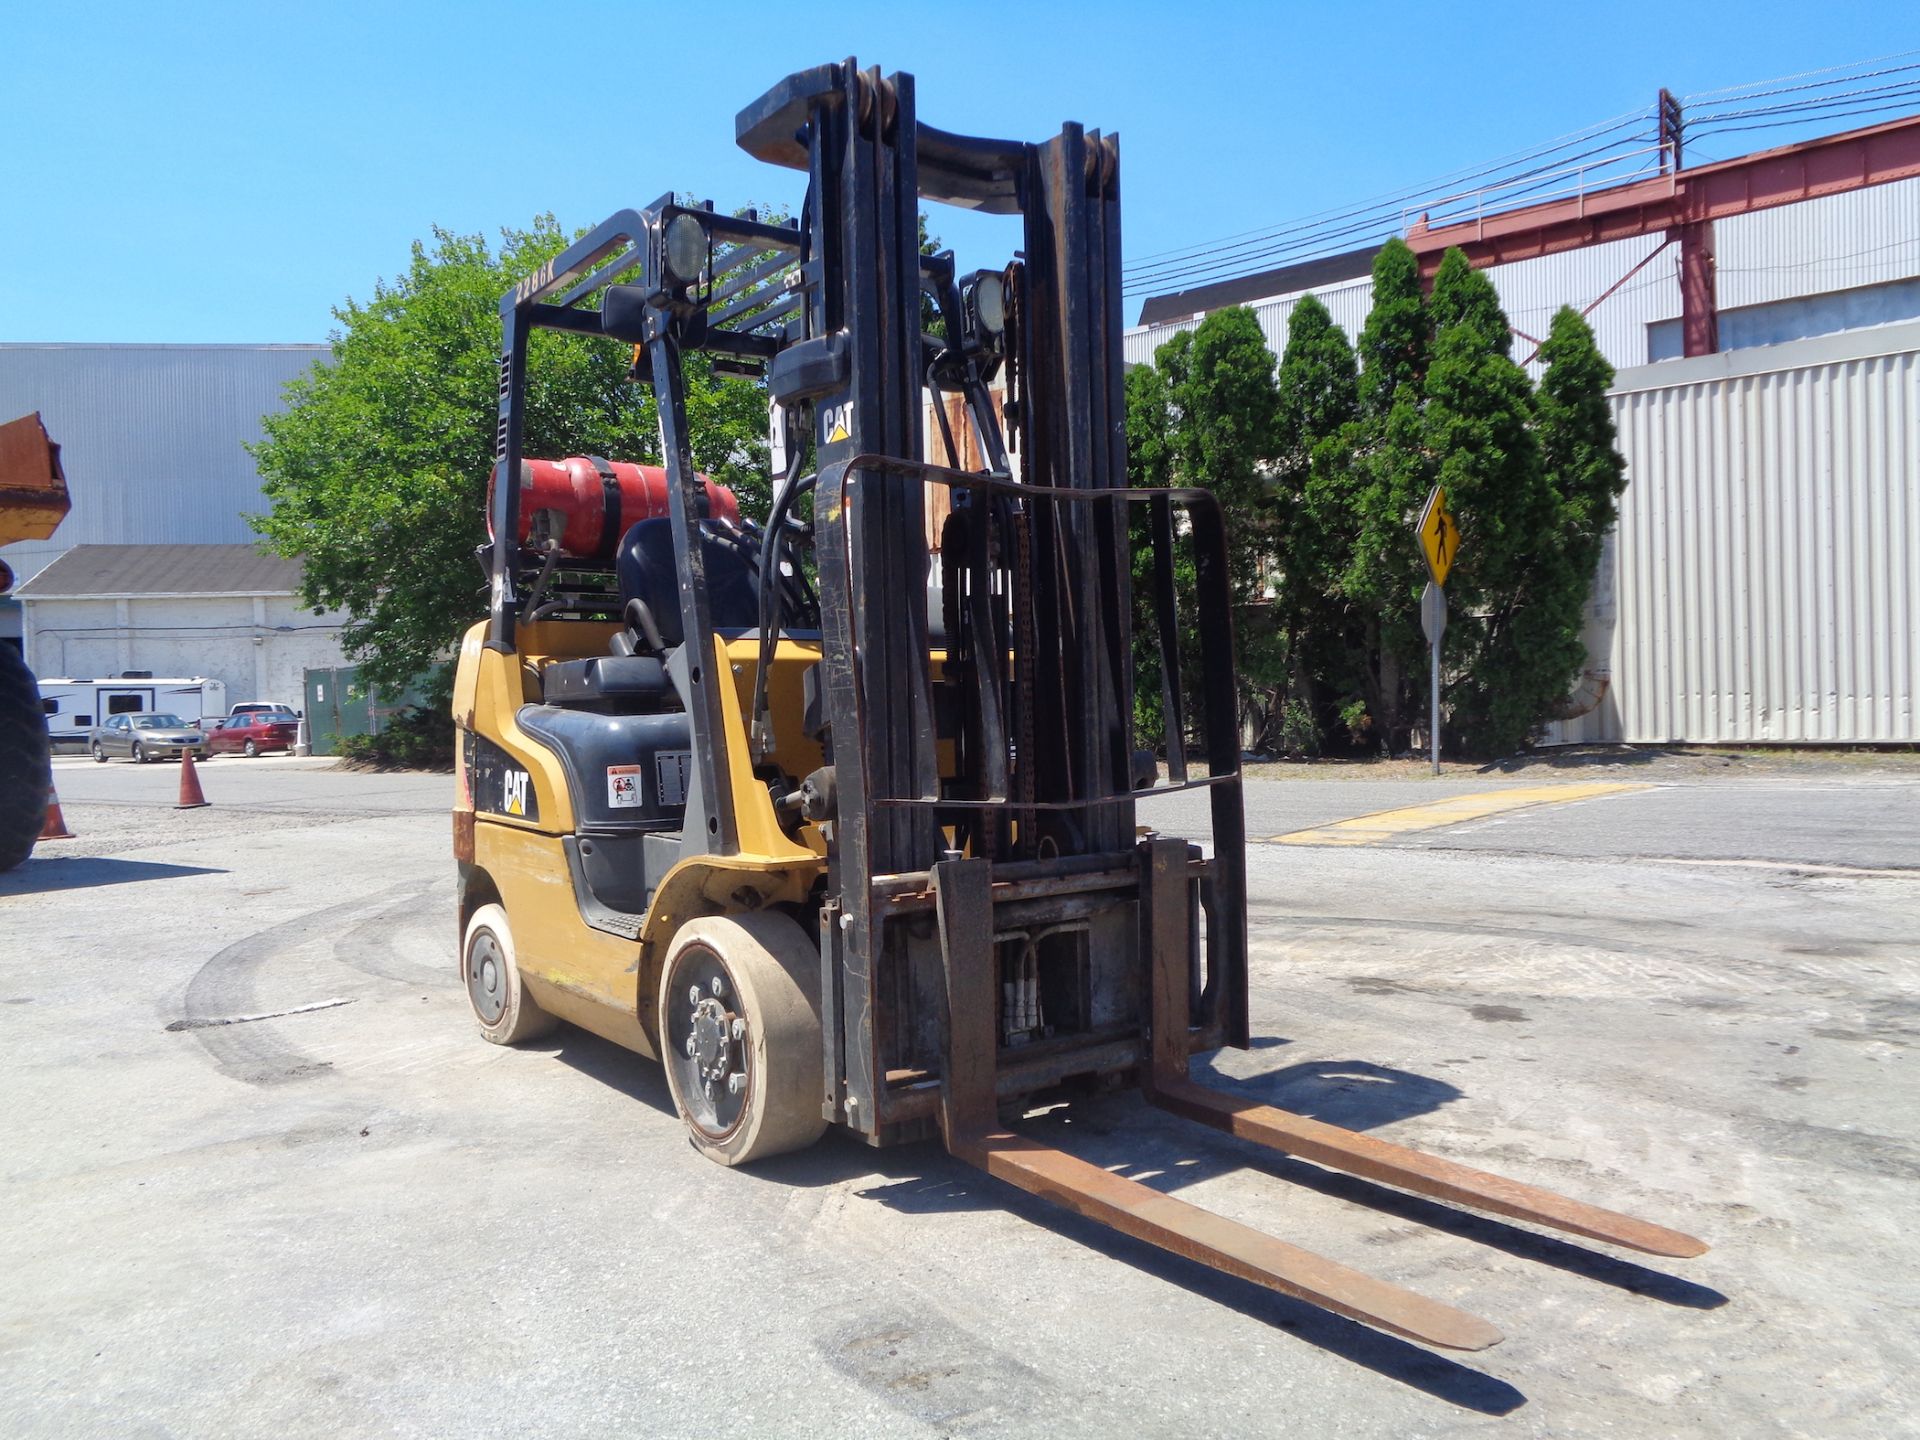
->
xmin=1716 ymin=175 xmax=1920 ymax=309
xmin=0 ymin=344 xmax=329 ymax=587
xmin=1483 ymin=234 xmax=1678 ymax=376
xmin=1546 ymin=322 xmax=1920 ymax=744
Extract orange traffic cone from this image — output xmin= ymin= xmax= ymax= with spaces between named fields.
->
xmin=39 ymin=782 xmax=75 ymax=840
xmin=176 ymin=750 xmax=211 ymax=810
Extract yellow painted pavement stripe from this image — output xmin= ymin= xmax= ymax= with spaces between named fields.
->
xmin=1266 ymin=782 xmax=1651 ymax=847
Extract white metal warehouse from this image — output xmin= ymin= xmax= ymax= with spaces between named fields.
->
xmin=0 ymin=342 xmax=329 ymax=651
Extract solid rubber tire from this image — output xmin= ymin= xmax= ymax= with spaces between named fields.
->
xmin=659 ymin=913 xmax=826 ymax=1167
xmin=462 ymin=902 xmax=559 ymax=1045
xmin=0 ymin=645 xmax=50 ymax=873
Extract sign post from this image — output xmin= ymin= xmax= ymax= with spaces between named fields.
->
xmin=1415 ymin=487 xmax=1458 ymax=776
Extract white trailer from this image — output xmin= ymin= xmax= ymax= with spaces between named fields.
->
xmin=37 ymin=674 xmax=228 ymax=748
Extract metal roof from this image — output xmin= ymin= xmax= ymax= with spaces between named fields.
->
xmin=14 ymin=543 xmax=304 ymax=599
xmin=0 ymin=343 xmax=330 ymax=588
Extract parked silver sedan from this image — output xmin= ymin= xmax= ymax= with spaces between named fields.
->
xmin=89 ymin=711 xmax=209 ymax=764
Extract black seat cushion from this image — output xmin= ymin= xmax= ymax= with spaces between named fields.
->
xmin=542 ymin=655 xmax=675 ymax=710
xmin=615 ymin=518 xmax=760 ymax=648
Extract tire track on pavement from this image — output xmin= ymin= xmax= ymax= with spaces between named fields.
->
xmin=177 ymin=883 xmax=425 ymax=1085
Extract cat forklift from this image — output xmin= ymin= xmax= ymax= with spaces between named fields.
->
xmin=452 ymin=58 xmax=1705 ymax=1351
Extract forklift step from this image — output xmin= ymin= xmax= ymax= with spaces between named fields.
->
xmin=1146 ymin=1077 xmax=1708 ymax=1260
xmin=951 ymin=1128 xmax=1504 ymax=1352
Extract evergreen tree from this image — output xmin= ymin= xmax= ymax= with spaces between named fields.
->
xmin=1125 ymin=360 xmax=1183 ymax=745
xmin=1536 ymin=305 xmax=1628 ymax=585
xmin=1174 ymin=308 xmax=1286 ymax=748
xmin=1341 ymin=238 xmax=1434 ymax=750
xmin=1357 ymin=237 xmax=1431 ymax=418
xmin=1424 ymin=248 xmax=1566 ymax=756
xmin=1272 ymin=295 xmax=1360 ymax=751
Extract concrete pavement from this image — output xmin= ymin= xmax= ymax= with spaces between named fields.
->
xmin=3 ymin=760 xmax=1917 ymax=1436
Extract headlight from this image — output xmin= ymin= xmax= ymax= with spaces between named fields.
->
xmin=968 ymin=271 xmax=1006 ymax=336
xmin=664 ymin=213 xmax=708 ymax=284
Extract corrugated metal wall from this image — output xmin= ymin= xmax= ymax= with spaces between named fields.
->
xmin=0 ymin=344 xmax=329 ymax=587
xmin=1546 ymin=322 xmax=1920 ymax=744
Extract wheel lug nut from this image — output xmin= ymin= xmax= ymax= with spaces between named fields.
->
xmin=685 ymin=1034 xmax=697 ymax=1057
xmin=728 ymin=1073 xmax=746 ymax=1096
xmin=709 ymin=975 xmax=726 ymax=999
xmin=731 ymin=1018 xmax=746 ymax=1040
xmin=688 ymin=985 xmax=702 ymax=1007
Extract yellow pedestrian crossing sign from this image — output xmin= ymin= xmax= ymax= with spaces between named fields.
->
xmin=1417 ymin=486 xmax=1458 ymax=587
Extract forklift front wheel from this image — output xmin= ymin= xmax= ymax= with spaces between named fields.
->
xmin=659 ymin=913 xmax=826 ymax=1167
xmin=462 ymin=903 xmax=558 ymax=1045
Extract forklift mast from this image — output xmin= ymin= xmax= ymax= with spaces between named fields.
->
xmin=737 ymin=61 xmax=1250 ymax=1135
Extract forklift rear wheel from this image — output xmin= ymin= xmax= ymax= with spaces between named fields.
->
xmin=462 ymin=903 xmax=558 ymax=1045
xmin=659 ymin=913 xmax=826 ymax=1167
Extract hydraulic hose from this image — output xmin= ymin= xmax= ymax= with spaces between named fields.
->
xmin=750 ymin=436 xmax=812 ymax=760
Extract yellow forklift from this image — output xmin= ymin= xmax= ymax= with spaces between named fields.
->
xmin=452 ymin=59 xmax=1705 ymax=1350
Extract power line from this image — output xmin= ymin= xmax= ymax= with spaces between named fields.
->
xmin=1122 ymin=130 xmax=1661 ymax=293
xmin=1682 ymin=49 xmax=1920 ymax=102
xmin=1127 ymin=51 xmax=1920 ymax=303
xmin=1122 ymin=108 xmax=1652 ymax=269
xmin=1689 ymin=77 xmax=1920 ymax=126
xmin=1121 ymin=114 xmax=1656 ymax=283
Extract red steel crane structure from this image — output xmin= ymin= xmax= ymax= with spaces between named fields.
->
xmin=1405 ymin=112 xmax=1920 ymax=357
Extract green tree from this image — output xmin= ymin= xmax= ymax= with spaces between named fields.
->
xmin=250 ymin=218 xmax=768 ymax=695
xmin=1271 ymin=294 xmax=1360 ymax=751
xmin=1341 ymin=237 xmax=1434 ymax=750
xmin=1163 ymin=308 xmax=1286 ymax=747
xmin=1535 ymin=305 xmax=1628 ymax=586
xmin=1423 ymin=248 xmax=1566 ymax=756
xmin=1125 ymin=359 xmax=1185 ymax=746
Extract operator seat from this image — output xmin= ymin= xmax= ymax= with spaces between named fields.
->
xmin=613 ymin=517 xmax=760 ymax=653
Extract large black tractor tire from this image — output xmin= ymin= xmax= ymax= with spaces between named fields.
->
xmin=0 ymin=645 xmax=51 ymax=873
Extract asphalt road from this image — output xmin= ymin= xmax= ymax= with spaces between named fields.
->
xmin=4 ymin=758 xmax=1917 ymax=1437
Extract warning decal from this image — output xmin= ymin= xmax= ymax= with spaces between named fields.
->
xmin=607 ymin=764 xmax=643 ymax=808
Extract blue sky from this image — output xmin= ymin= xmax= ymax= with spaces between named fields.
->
xmin=3 ymin=2 xmax=1913 ymax=343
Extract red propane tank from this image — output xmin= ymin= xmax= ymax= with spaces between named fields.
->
xmin=495 ymin=457 xmax=740 ymax=562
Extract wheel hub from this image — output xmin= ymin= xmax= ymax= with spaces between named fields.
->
xmin=670 ymin=957 xmax=751 ymax=1134
xmin=467 ymin=932 xmax=506 ymax=1024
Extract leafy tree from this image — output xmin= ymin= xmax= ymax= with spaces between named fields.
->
xmin=1341 ymin=237 xmax=1434 ymax=749
xmin=1535 ymin=305 xmax=1628 ymax=586
xmin=1357 ymin=237 xmax=1431 ymax=419
xmin=1423 ymin=248 xmax=1564 ymax=756
xmin=1271 ymin=294 xmax=1360 ymax=750
xmin=1125 ymin=360 xmax=1185 ymax=746
xmin=1126 ymin=243 xmax=1629 ymax=764
xmin=251 ymin=217 xmax=768 ymax=696
xmin=1164 ymin=309 xmax=1287 ymax=746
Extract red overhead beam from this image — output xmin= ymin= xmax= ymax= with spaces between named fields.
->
xmin=1405 ymin=113 xmax=1920 ymax=274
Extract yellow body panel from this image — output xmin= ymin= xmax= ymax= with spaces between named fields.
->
xmin=475 ymin=818 xmax=653 ymax=1055
xmin=457 ymin=621 xmax=826 ymax=1061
